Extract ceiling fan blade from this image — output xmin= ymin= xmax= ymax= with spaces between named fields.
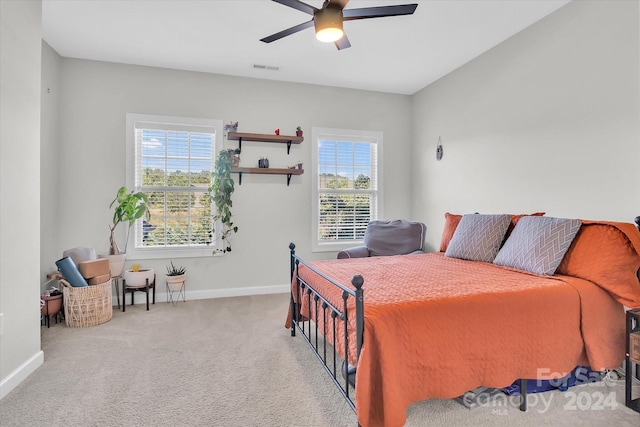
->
xmin=343 ymin=4 xmax=418 ymax=20
xmin=272 ymin=0 xmax=317 ymax=15
xmin=260 ymin=20 xmax=314 ymax=43
xmin=334 ymin=34 xmax=351 ymax=50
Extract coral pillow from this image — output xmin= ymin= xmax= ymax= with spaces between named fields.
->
xmin=556 ymin=221 xmax=640 ymax=308
xmin=506 ymin=212 xmax=546 ymax=239
xmin=439 ymin=212 xmax=462 ymax=252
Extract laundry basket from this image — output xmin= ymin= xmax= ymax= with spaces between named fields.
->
xmin=61 ymin=278 xmax=112 ymax=327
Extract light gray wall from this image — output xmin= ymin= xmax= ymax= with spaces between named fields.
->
xmin=0 ymin=0 xmax=43 ymax=396
xmin=41 ymin=42 xmax=62 ymax=289
xmin=411 ymin=0 xmax=640 ymax=251
xmin=50 ymin=59 xmax=412 ymax=297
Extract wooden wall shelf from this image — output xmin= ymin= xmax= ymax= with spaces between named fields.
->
xmin=228 ymin=131 xmax=303 ymax=154
xmin=231 ymin=167 xmax=304 ymax=186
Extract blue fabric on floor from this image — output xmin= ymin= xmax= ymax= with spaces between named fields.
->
xmin=503 ymin=366 xmax=601 ymax=395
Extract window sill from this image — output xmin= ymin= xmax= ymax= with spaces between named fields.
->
xmin=312 ymin=240 xmax=364 ymax=253
xmin=126 ymin=246 xmax=221 ymax=260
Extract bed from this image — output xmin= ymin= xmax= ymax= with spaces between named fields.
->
xmin=286 ymin=214 xmax=640 ymax=427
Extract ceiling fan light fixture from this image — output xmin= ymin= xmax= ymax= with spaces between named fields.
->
xmin=314 ymin=8 xmax=344 ymax=43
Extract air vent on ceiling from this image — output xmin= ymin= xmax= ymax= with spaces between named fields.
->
xmin=253 ymin=64 xmax=280 ymax=71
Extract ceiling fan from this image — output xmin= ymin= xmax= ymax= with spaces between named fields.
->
xmin=260 ymin=0 xmax=418 ymax=50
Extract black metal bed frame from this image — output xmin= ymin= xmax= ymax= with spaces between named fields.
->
xmin=287 ymin=218 xmax=640 ymax=424
xmin=289 ymin=243 xmax=364 ymax=412
xmin=288 ymin=243 xmax=529 ymax=424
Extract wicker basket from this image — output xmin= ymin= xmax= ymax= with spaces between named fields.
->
xmin=61 ymin=279 xmax=113 ymax=328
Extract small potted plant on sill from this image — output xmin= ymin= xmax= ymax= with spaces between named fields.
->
xmin=296 ymin=126 xmax=303 ymax=137
xmin=166 ymin=261 xmax=186 ymax=291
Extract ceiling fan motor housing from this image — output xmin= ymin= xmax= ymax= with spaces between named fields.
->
xmin=315 ymin=7 xmax=344 ymax=42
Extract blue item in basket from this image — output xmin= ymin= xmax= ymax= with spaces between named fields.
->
xmin=55 ymin=256 xmax=88 ymax=287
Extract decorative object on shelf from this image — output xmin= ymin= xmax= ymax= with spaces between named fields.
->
xmin=224 ymin=121 xmax=238 ymax=137
xmin=436 ymin=136 xmax=443 ymax=161
xmin=297 ymin=162 xmax=303 ymax=170
xmin=258 ymin=157 xmax=270 ymax=168
xmin=208 ymin=149 xmax=240 ymax=254
xmin=296 ymin=126 xmax=303 ymax=137
xmin=275 ymin=129 xmax=280 ymax=135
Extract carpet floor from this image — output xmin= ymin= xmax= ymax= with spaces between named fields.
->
xmin=1 ymin=294 xmax=639 ymax=426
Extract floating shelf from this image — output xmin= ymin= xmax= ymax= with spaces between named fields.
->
xmin=228 ymin=131 xmax=303 ymax=154
xmin=231 ymin=167 xmax=304 ymax=186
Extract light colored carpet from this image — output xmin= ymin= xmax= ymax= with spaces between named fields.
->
xmin=1 ymin=294 xmax=639 ymax=426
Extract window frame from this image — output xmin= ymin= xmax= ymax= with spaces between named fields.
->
xmin=311 ymin=127 xmax=383 ymax=253
xmin=125 ymin=113 xmax=223 ymax=260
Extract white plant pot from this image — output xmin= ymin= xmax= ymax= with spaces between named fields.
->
xmin=166 ymin=274 xmax=185 ymax=291
xmin=107 ymin=254 xmax=127 ymax=277
xmin=123 ymin=268 xmax=155 ymax=287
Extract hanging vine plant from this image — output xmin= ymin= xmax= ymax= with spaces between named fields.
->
xmin=208 ymin=148 xmax=240 ymax=253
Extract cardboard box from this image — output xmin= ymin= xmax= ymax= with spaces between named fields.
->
xmin=631 ymin=332 xmax=640 ymax=365
xmin=78 ymin=258 xmax=110 ymax=279
xmin=88 ymin=273 xmax=111 ymax=286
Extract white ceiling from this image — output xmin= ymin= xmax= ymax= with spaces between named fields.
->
xmin=41 ymin=0 xmax=571 ymax=95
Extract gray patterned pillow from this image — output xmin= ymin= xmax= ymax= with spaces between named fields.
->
xmin=444 ymin=214 xmax=511 ymax=262
xmin=493 ymin=216 xmax=582 ymax=275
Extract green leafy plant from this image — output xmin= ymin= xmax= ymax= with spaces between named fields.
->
xmin=166 ymin=261 xmax=186 ymax=276
xmin=109 ymin=186 xmax=149 ymax=255
xmin=208 ymin=149 xmax=240 ymax=253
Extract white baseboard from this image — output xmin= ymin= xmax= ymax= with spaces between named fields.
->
xmin=115 ymin=284 xmax=289 ymax=305
xmin=0 ymin=350 xmax=44 ymax=400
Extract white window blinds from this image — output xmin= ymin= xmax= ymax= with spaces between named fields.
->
xmin=126 ymin=114 xmax=222 ymax=258
xmin=312 ymin=128 xmax=382 ymax=251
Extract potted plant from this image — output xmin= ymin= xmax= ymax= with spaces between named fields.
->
xmin=123 ymin=264 xmax=155 ymax=287
xmin=296 ymin=126 xmax=303 ymax=137
xmin=107 ymin=186 xmax=149 ymax=276
xmin=165 ymin=261 xmax=186 ymax=291
xmin=208 ymin=149 xmax=240 ymax=253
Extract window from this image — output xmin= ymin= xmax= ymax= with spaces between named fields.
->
xmin=126 ymin=114 xmax=223 ymax=259
xmin=311 ymin=127 xmax=383 ymax=252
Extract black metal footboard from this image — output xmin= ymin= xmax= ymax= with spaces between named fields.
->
xmin=288 ymin=243 xmax=364 ymax=413
xmin=288 ymin=243 xmax=529 ymax=421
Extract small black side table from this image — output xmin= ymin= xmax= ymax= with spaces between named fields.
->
xmin=626 ymin=308 xmax=640 ymax=413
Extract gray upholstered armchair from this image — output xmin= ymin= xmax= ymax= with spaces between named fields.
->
xmin=337 ymin=220 xmax=427 ymax=259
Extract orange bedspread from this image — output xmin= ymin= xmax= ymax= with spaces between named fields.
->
xmin=290 ymin=252 xmax=628 ymax=427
